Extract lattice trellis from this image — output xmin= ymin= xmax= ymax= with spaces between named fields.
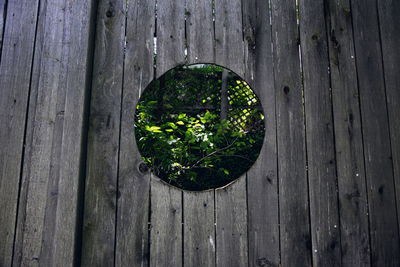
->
xmin=226 ymin=79 xmax=263 ymax=132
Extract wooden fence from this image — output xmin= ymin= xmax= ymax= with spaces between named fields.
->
xmin=0 ymin=0 xmax=399 ymax=266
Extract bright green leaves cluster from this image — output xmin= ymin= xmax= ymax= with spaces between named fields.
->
xmin=134 ymin=64 xmax=265 ymax=191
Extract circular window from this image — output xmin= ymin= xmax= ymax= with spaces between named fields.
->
xmin=134 ymin=64 xmax=265 ymax=191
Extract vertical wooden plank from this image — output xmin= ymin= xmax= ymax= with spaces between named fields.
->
xmin=156 ymin=0 xmax=185 ymax=75
xmin=214 ymin=0 xmax=247 ymax=266
xmin=149 ymin=0 xmax=185 ymax=266
xmin=0 ymin=0 xmax=39 ymax=265
xmin=351 ymin=0 xmax=400 ymax=265
xmin=216 ymin=178 xmax=248 ymax=267
xmin=115 ymin=0 xmax=155 ymax=265
xmin=81 ymin=0 xmax=125 ymax=265
xmin=214 ymin=0 xmax=244 ymax=75
xmin=243 ymin=0 xmax=280 ymax=266
xmin=325 ymin=0 xmax=371 ymax=265
xmin=377 ymin=0 xmax=400 ymax=235
xmin=150 ymin=178 xmax=182 ymax=267
xmin=184 ymin=2 xmax=216 ymax=266
xmin=12 ymin=2 xmax=48 ymax=263
xmin=299 ymin=0 xmax=342 ymax=265
xmin=186 ymin=0 xmax=214 ymax=64
xmin=11 ymin=0 xmax=95 ymax=265
xmin=270 ymin=0 xmax=312 ymax=266
xmin=0 ymin=0 xmax=6 ymax=54
xmin=183 ymin=191 xmax=215 ymax=267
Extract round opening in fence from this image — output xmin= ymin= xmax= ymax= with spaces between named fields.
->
xmin=134 ymin=64 xmax=265 ymax=191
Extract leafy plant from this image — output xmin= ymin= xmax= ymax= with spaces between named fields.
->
xmin=134 ymin=64 xmax=265 ymax=190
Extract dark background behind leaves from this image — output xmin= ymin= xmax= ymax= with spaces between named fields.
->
xmin=135 ymin=64 xmax=265 ymax=190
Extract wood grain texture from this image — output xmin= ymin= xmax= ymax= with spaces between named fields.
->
xmin=186 ymin=0 xmax=214 ymax=64
xmin=2 ymin=0 xmax=398 ymax=265
xmin=216 ymin=178 xmax=248 ymax=267
xmin=150 ymin=177 xmax=182 ymax=267
xmin=214 ymin=0 xmax=244 ymax=75
xmin=351 ymin=0 xmax=400 ymax=265
xmin=183 ymin=3 xmax=216 ymax=267
xmin=183 ymin=190 xmax=215 ymax=267
xmin=81 ymin=0 xmax=125 ymax=265
xmin=115 ymin=0 xmax=155 ymax=265
xmin=270 ymin=0 xmax=313 ymax=266
xmin=243 ymin=0 xmax=280 ymax=266
xmin=214 ymin=0 xmax=248 ymax=265
xmin=11 ymin=0 xmax=94 ymax=265
xmin=299 ymin=0 xmax=342 ymax=265
xmin=0 ymin=0 xmax=6 ymax=55
xmin=148 ymin=0 xmax=184 ymax=265
xmin=377 ymin=0 xmax=400 ymax=237
xmin=0 ymin=0 xmax=39 ymax=265
xmin=325 ymin=0 xmax=371 ymax=265
xmin=156 ymin=0 xmax=185 ymax=76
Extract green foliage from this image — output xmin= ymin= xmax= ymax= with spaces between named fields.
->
xmin=135 ymin=64 xmax=265 ymax=191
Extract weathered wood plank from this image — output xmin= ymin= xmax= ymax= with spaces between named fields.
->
xmin=325 ymin=0 xmax=371 ymax=265
xmin=270 ymin=0 xmax=313 ymax=266
xmin=214 ymin=0 xmax=248 ymax=266
xmin=148 ymin=0 xmax=184 ymax=266
xmin=183 ymin=190 xmax=215 ymax=267
xmin=12 ymin=2 xmax=48 ymax=263
xmin=243 ymin=0 xmax=280 ymax=266
xmin=11 ymin=0 xmax=95 ymax=265
xmin=216 ymin=178 xmax=248 ymax=267
xmin=299 ymin=0 xmax=342 ymax=265
xmin=351 ymin=0 xmax=400 ymax=265
xmin=156 ymin=0 xmax=185 ymax=75
xmin=0 ymin=0 xmax=39 ymax=265
xmin=115 ymin=0 xmax=155 ymax=265
xmin=186 ymin=0 xmax=214 ymax=64
xmin=0 ymin=0 xmax=6 ymax=55
xmin=183 ymin=3 xmax=216 ymax=267
xmin=377 ymin=0 xmax=400 ymax=237
xmin=81 ymin=0 xmax=125 ymax=265
xmin=214 ymin=0 xmax=244 ymax=75
xmin=150 ymin=177 xmax=182 ymax=267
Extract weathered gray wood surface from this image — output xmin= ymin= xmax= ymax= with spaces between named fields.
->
xmin=377 ymin=0 xmax=400 ymax=236
xmin=183 ymin=190 xmax=215 ymax=267
xmin=186 ymin=0 xmax=214 ymax=64
xmin=11 ymin=0 xmax=95 ymax=265
xmin=150 ymin=177 xmax=183 ymax=267
xmin=214 ymin=0 xmax=248 ymax=266
xmin=0 ymin=0 xmax=40 ymax=265
xmin=115 ymin=0 xmax=154 ymax=265
xmin=325 ymin=0 xmax=371 ymax=265
xmin=271 ymin=0 xmax=312 ymax=266
xmin=0 ymin=0 xmax=399 ymax=266
xmin=184 ymin=2 xmax=216 ymax=266
xmin=216 ymin=178 xmax=248 ymax=267
xmin=81 ymin=0 xmax=125 ymax=265
xmin=156 ymin=0 xmax=185 ymax=75
xmin=0 ymin=0 xmax=6 ymax=54
xmin=243 ymin=0 xmax=280 ymax=266
xmin=214 ymin=0 xmax=243 ymax=75
xmin=300 ymin=0 xmax=342 ymax=265
xmin=351 ymin=0 xmax=400 ymax=265
xmin=149 ymin=0 xmax=185 ymax=265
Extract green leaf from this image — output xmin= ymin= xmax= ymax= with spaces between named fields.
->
xmin=145 ymin=125 xmax=162 ymax=133
xmin=178 ymin=113 xmax=187 ymax=119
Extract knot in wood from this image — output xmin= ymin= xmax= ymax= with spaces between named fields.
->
xmin=283 ymin=86 xmax=290 ymax=94
xmin=256 ymin=257 xmax=274 ymax=267
xmin=106 ymin=5 xmax=115 ymax=18
xmin=138 ymin=162 xmax=149 ymax=173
